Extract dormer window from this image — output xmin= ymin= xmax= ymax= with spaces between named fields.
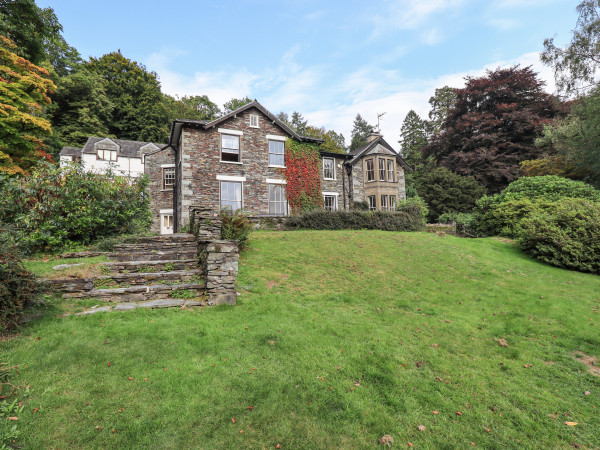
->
xmin=249 ymin=114 xmax=259 ymax=128
xmin=97 ymin=149 xmax=117 ymax=161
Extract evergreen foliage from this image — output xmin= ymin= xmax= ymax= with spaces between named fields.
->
xmin=399 ymin=110 xmax=428 ymax=168
xmin=413 ymin=167 xmax=486 ymax=222
xmin=427 ymin=86 xmax=457 ymax=135
xmin=349 ymin=113 xmax=375 ymax=151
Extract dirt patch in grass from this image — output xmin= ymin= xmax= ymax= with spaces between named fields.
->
xmin=573 ymin=351 xmax=600 ymax=377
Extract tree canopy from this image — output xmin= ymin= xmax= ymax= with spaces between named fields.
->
xmin=349 ymin=113 xmax=375 ymax=151
xmin=223 ymin=96 xmax=252 ymax=114
xmin=424 ymin=66 xmax=559 ymax=192
xmin=542 ymin=0 xmax=600 ymax=96
xmin=399 ymin=110 xmax=428 ymax=168
xmin=0 ymin=35 xmax=55 ymax=175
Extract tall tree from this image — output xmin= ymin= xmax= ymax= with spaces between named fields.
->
xmin=349 ymin=113 xmax=375 ymax=151
xmin=0 ymin=0 xmax=80 ymax=74
xmin=304 ymin=125 xmax=346 ymax=154
xmin=164 ymin=94 xmax=221 ymax=122
xmin=223 ymin=96 xmax=252 ymax=114
xmin=399 ymin=110 xmax=428 ymax=168
xmin=0 ymin=35 xmax=55 ymax=174
xmin=45 ymin=69 xmax=114 ymax=155
xmin=424 ymin=66 xmax=559 ymax=192
xmin=85 ymin=51 xmax=169 ymax=142
xmin=542 ymin=0 xmax=600 ymax=96
xmin=427 ymin=86 xmax=457 ymax=135
xmin=290 ymin=111 xmax=308 ymax=135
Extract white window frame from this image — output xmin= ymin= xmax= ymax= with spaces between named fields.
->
xmin=220 ymin=132 xmax=241 ymax=164
xmin=323 ymin=157 xmax=335 ymax=180
xmin=381 ymin=195 xmax=388 ymax=211
xmin=220 ymin=181 xmax=243 ymax=212
xmin=366 ymin=159 xmax=375 ymax=182
xmin=268 ymin=139 xmax=285 ymax=167
xmin=367 ymin=195 xmax=376 ymax=211
xmin=162 ymin=167 xmax=175 ymax=190
xmin=379 ymin=158 xmax=386 ymax=181
xmin=97 ymin=149 xmax=117 ymax=161
xmin=268 ymin=183 xmax=288 ymax=216
xmin=389 ymin=195 xmax=396 ymax=211
xmin=249 ymin=114 xmax=259 ymax=128
xmin=387 ymin=159 xmax=395 ymax=182
xmin=322 ymin=192 xmax=339 ymax=211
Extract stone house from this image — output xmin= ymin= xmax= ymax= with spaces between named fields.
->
xmin=59 ymin=137 xmax=164 ymax=179
xmin=145 ymin=100 xmax=411 ymax=234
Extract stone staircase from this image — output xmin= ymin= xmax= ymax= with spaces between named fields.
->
xmin=52 ymin=234 xmax=208 ymax=314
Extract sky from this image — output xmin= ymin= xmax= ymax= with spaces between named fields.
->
xmin=39 ymin=0 xmax=578 ymax=146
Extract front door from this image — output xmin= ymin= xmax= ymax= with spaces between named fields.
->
xmin=161 ymin=214 xmax=174 ymax=234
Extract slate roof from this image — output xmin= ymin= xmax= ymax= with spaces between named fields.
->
xmin=81 ymin=137 xmax=166 ymax=158
xmin=169 ymin=100 xmax=323 ymax=146
xmin=348 ymin=136 xmax=412 ymax=171
xmin=59 ymin=146 xmax=82 ymax=157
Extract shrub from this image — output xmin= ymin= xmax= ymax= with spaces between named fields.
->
xmin=518 ymin=198 xmax=600 ymax=274
xmin=285 ymin=203 xmax=426 ymax=232
xmin=0 ymin=243 xmax=43 ymax=332
xmin=0 ymin=163 xmax=151 ymax=253
xmin=220 ymin=209 xmax=253 ymax=249
xmin=413 ymin=167 xmax=486 ymax=222
xmin=481 ymin=175 xmax=600 ymax=206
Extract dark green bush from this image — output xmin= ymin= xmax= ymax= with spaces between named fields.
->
xmin=220 ymin=209 xmax=253 ymax=249
xmin=0 ymin=163 xmax=151 ymax=253
xmin=518 ymin=198 xmax=600 ymax=274
xmin=479 ymin=175 xmax=600 ymax=207
xmin=0 ymin=243 xmax=43 ymax=332
xmin=285 ymin=201 xmax=426 ymax=232
xmin=413 ymin=167 xmax=486 ymax=222
xmin=351 ymin=201 xmax=369 ymax=211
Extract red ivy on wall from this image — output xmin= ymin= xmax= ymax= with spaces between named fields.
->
xmin=283 ymin=139 xmax=322 ymax=214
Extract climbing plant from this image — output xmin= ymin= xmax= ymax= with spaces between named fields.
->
xmin=283 ymin=139 xmax=323 ymax=213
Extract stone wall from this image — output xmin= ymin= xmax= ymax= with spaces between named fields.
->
xmin=198 ymin=239 xmax=239 ymax=305
xmin=320 ymin=154 xmax=349 ymax=210
xmin=178 ymin=106 xmax=291 ymax=227
xmin=144 ymin=146 xmax=175 ymax=232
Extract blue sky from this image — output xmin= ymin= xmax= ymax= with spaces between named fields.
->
xmin=40 ymin=0 xmax=577 ymax=144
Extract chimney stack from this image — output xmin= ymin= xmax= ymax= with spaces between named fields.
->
xmin=366 ymin=131 xmax=382 ymax=143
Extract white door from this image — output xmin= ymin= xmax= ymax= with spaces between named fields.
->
xmin=161 ymin=214 xmax=174 ymax=234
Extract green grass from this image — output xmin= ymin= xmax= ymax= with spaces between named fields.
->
xmin=3 ymin=230 xmax=600 ymax=448
xmin=24 ymin=255 xmax=109 ymax=279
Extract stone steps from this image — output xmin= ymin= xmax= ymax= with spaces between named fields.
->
xmin=63 ymin=282 xmax=206 ymax=303
xmin=75 ymin=299 xmax=204 ymax=315
xmin=100 ymin=259 xmax=198 ymax=274
xmin=108 ymin=249 xmax=197 ymax=262
xmin=94 ymin=269 xmax=202 ymax=288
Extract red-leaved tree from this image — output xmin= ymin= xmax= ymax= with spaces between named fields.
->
xmin=424 ymin=66 xmax=561 ymax=192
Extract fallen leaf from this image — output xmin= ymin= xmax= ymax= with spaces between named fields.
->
xmin=240 ymin=430 xmax=244 ymax=434
xmin=128 ymin=377 xmax=133 ymax=381
xmin=494 ymin=337 xmax=508 ymax=347
xmin=7 ymin=417 xmax=18 ymax=421
xmin=408 ymin=443 xmax=413 ymax=447
xmin=32 ymin=407 xmax=39 ymax=413
xmin=584 ymin=391 xmax=591 ymax=396
xmin=432 ymin=411 xmax=439 ymax=415
xmin=417 ymin=425 xmax=425 ymax=431
xmin=378 ymin=434 xmax=394 ymax=446
xmin=456 ymin=411 xmax=462 ymax=416
xmin=471 ymin=443 xmax=475 ymax=446
xmin=276 ymin=445 xmax=281 ymax=449
xmin=232 ymin=417 xmax=236 ymax=423
xmin=247 ymin=406 xmax=254 ymax=410
xmin=564 ymin=422 xmax=578 ymax=426
xmin=112 ymin=429 xmax=116 ymax=433
xmin=107 ymin=362 xmax=111 ymax=367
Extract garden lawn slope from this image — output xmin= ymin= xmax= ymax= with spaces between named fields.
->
xmin=2 ymin=231 xmax=600 ymax=448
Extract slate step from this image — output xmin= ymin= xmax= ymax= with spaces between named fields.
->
xmin=63 ymin=283 xmax=206 ymax=303
xmin=111 ymin=234 xmax=196 ymax=252
xmin=108 ymin=249 xmax=198 ymax=262
xmin=100 ymin=259 xmax=199 ymax=274
xmin=93 ymin=270 xmax=203 ymax=288
xmin=75 ymin=299 xmax=204 ymax=315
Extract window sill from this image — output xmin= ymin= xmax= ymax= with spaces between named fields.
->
xmin=323 ymin=178 xmax=336 ymax=181
xmin=220 ymin=160 xmax=243 ymax=165
xmin=268 ymin=165 xmax=286 ymax=169
xmin=161 ymin=189 xmax=174 ymax=192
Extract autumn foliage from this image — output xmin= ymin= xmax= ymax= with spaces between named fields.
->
xmin=0 ymin=35 xmax=55 ymax=175
xmin=283 ymin=139 xmax=323 ymax=213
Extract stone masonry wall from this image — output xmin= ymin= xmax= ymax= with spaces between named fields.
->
xmin=179 ymin=107 xmax=291 ymax=227
xmin=198 ymin=239 xmax=239 ymax=305
xmin=144 ymin=146 xmax=175 ymax=232
xmin=320 ymin=154 xmax=349 ymax=210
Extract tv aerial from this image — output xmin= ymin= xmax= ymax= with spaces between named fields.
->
xmin=377 ymin=112 xmax=387 ymax=132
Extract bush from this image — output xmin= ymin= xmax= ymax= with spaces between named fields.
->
xmin=220 ymin=209 xmax=253 ymax=249
xmin=285 ymin=202 xmax=426 ymax=232
xmin=413 ymin=167 xmax=486 ymax=222
xmin=518 ymin=198 xmax=600 ymax=274
xmin=0 ymin=244 xmax=43 ymax=332
xmin=481 ymin=175 xmax=600 ymax=206
xmin=0 ymin=163 xmax=151 ymax=253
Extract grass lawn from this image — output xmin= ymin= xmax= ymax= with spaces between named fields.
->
xmin=2 ymin=230 xmax=599 ymax=448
